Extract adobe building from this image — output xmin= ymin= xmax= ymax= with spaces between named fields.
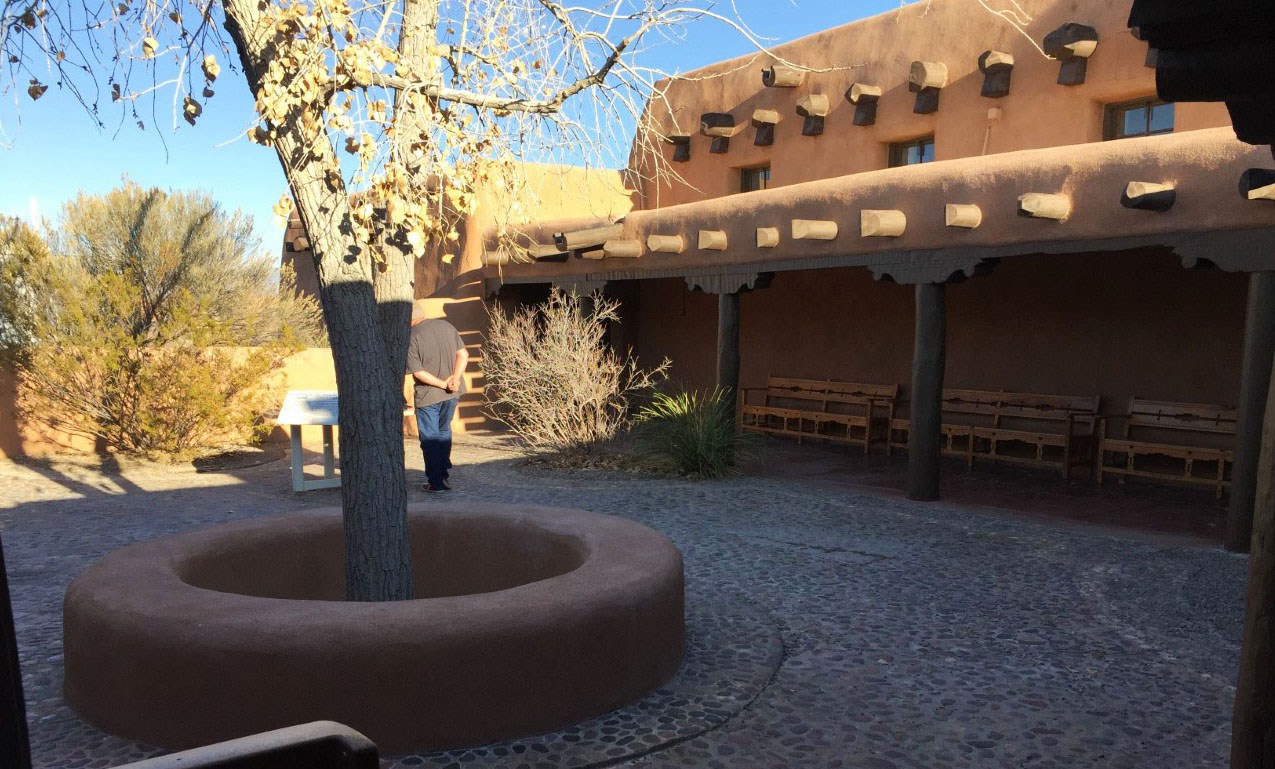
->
xmin=284 ymin=0 xmax=1275 ymax=533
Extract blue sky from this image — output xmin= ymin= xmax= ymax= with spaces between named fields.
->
xmin=0 ymin=0 xmax=903 ymax=257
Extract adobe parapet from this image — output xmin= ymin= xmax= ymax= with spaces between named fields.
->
xmin=488 ymin=128 xmax=1275 ymax=288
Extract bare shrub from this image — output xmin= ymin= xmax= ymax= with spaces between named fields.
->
xmin=483 ymin=288 xmax=668 ymax=455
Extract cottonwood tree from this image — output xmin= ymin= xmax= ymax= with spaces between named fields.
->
xmin=1 ymin=0 xmax=772 ymax=601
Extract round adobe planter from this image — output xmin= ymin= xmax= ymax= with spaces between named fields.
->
xmin=62 ymin=503 xmax=685 ymax=754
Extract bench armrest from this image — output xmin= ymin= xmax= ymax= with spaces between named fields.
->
xmin=116 ymin=722 xmax=378 ymax=769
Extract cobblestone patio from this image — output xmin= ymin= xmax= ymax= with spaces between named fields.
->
xmin=0 ymin=434 xmax=1246 ymax=768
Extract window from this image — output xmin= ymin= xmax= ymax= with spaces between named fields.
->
xmin=740 ymin=166 xmax=771 ymax=193
xmin=888 ymin=136 xmax=935 ymax=167
xmin=1105 ymin=98 xmax=1174 ymax=139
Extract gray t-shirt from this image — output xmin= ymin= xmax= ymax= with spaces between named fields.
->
xmin=406 ymin=319 xmax=466 ymax=408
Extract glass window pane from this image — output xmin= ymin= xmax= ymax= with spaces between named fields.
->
xmin=1122 ymin=107 xmax=1145 ymax=137
xmin=906 ymin=145 xmax=921 ymax=165
xmin=918 ymin=140 xmax=933 ymax=163
xmin=1149 ymin=102 xmax=1174 ymax=133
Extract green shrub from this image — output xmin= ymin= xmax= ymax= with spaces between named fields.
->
xmin=0 ymin=185 xmax=323 ymax=459
xmin=633 ymin=388 xmax=758 ymax=478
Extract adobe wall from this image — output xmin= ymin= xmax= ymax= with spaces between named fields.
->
xmin=637 ymin=251 xmax=1247 ymax=413
xmin=633 ymin=0 xmax=1230 ymax=209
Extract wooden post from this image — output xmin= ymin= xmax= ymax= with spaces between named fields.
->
xmin=0 ymin=532 xmax=32 ymax=769
xmin=1232 ymin=350 xmax=1275 ymax=766
xmin=718 ymin=291 xmax=741 ymax=408
xmin=1228 ymin=271 xmax=1275 ymax=552
xmin=908 ymin=282 xmax=946 ymax=501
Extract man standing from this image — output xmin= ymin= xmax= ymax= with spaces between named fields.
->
xmin=407 ymin=302 xmax=469 ymax=492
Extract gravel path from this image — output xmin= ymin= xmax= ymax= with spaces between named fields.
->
xmin=0 ymin=435 xmax=1247 ymax=769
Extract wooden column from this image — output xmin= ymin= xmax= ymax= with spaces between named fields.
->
xmin=1233 ymin=354 xmax=1275 ymax=767
xmin=908 ymin=282 xmax=947 ymax=501
xmin=718 ymin=291 xmax=741 ymax=400
xmin=1228 ymin=271 xmax=1275 ymax=552
xmin=0 ymin=533 xmax=32 ymax=769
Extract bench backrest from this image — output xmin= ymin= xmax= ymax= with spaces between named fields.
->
xmin=765 ymin=376 xmax=898 ymax=407
xmin=937 ymin=389 xmax=1002 ymax=426
xmin=1127 ymin=398 xmax=1237 ymax=435
xmin=996 ymin=392 xmax=1099 ymax=421
xmin=934 ymin=389 xmax=1098 ymax=430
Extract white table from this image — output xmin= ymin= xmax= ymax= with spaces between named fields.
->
xmin=276 ymin=390 xmax=340 ymax=492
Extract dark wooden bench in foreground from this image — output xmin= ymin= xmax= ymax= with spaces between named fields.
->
xmin=1097 ymin=398 xmax=1236 ymax=499
xmin=739 ymin=376 xmax=898 ymax=452
xmin=889 ymin=389 xmax=1100 ymax=479
xmin=0 ymin=529 xmax=380 ymax=769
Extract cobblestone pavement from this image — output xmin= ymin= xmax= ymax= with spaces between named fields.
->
xmin=0 ymin=435 xmax=1247 ymax=769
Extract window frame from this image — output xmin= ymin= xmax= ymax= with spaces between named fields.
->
xmin=740 ymin=165 xmax=772 ymax=193
xmin=1104 ymin=97 xmax=1175 ymax=140
xmin=888 ymin=135 xmax=936 ymax=168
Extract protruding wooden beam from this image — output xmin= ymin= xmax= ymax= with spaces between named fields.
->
xmin=752 ymin=109 xmax=781 ymax=146
xmin=846 ymin=83 xmax=882 ymax=126
xmin=646 ymin=234 xmax=686 ymax=254
xmin=698 ymin=230 xmax=728 ymax=250
xmin=701 ymin=113 xmax=740 ymax=154
xmin=603 ymin=240 xmax=642 ymax=259
xmin=861 ymin=209 xmax=907 ymax=237
xmin=796 ymin=94 xmax=830 ymax=137
xmin=792 ymin=219 xmax=838 ymax=240
xmin=978 ymin=50 xmax=1014 ymax=98
xmin=700 ymin=113 xmax=738 ymax=137
xmin=944 ymin=204 xmax=983 ymax=229
xmin=762 ymin=65 xmax=805 ymax=88
xmin=1043 ymin=23 xmax=1099 ymax=85
xmin=1121 ymin=181 xmax=1177 ymax=211
xmin=554 ymin=223 xmax=624 ymax=252
xmin=482 ymin=251 xmax=511 ymax=266
xmin=909 ymin=61 xmax=948 ymax=114
xmin=1241 ymin=169 xmax=1275 ymax=201
xmin=579 ymin=249 xmax=605 ymax=260
xmin=756 ymin=227 xmax=780 ymax=248
xmin=528 ymin=243 xmax=569 ymax=262
xmin=909 ymin=60 xmax=949 ymax=90
xmin=291 ymin=235 xmax=311 ymax=252
xmin=1017 ymin=193 xmax=1071 ymax=220
xmin=664 ymin=133 xmax=691 ymax=162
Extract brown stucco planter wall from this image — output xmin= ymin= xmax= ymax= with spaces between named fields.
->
xmin=62 ymin=504 xmax=686 ymax=754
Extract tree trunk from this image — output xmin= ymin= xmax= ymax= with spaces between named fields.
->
xmin=222 ymin=0 xmax=414 ymax=602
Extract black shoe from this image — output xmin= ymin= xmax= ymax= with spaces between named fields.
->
xmin=422 ymin=482 xmax=450 ymax=492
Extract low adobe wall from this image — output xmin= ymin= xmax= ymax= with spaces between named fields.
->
xmin=62 ymin=504 xmax=686 ymax=754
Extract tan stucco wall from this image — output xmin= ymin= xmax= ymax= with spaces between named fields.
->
xmin=632 ymin=0 xmax=1231 ymax=209
xmin=638 ymin=251 xmax=1247 ymax=414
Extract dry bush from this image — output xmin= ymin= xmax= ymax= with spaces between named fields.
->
xmin=483 ymin=288 xmax=667 ymax=455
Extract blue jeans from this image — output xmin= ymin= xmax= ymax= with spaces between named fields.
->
xmin=416 ymin=398 xmax=457 ymax=487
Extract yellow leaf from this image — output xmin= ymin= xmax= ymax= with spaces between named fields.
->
xmin=142 ymin=36 xmax=158 ymax=59
xmin=201 ymin=54 xmax=219 ymax=82
xmin=182 ymin=96 xmax=202 ymax=125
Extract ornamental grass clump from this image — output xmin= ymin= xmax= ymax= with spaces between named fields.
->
xmin=633 ymin=388 xmax=758 ymax=479
xmin=483 ymin=288 xmax=668 ymax=457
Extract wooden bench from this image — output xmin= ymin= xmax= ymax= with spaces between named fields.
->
xmin=1097 ymin=398 xmax=1236 ymax=499
xmin=888 ymin=389 xmax=1100 ymax=479
xmin=739 ymin=377 xmax=898 ymax=453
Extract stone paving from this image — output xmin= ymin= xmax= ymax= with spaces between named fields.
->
xmin=0 ymin=435 xmax=1247 ymax=769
